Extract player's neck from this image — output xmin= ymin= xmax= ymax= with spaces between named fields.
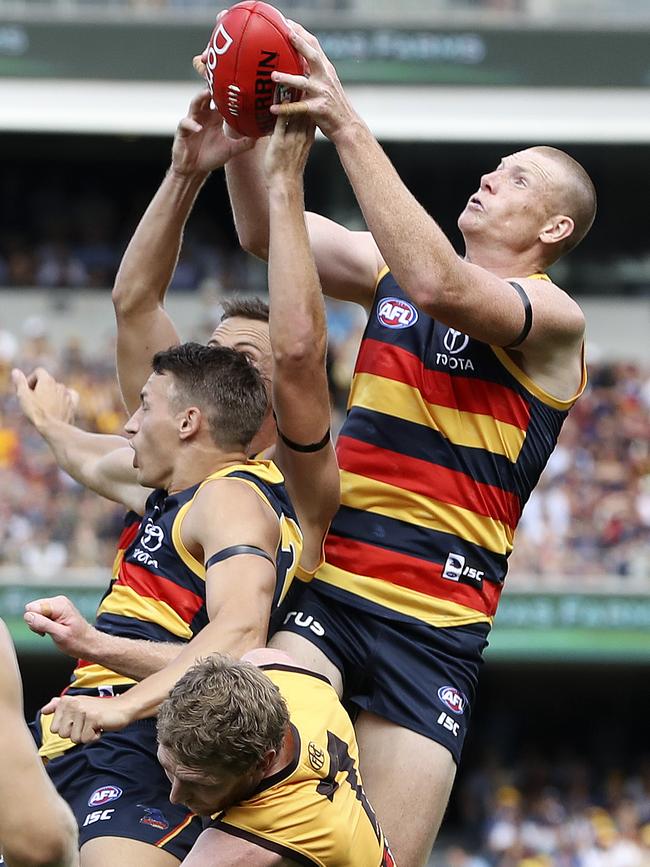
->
xmin=263 ymin=727 xmax=297 ymax=780
xmin=464 ymin=240 xmax=545 ymax=279
xmin=167 ymin=445 xmax=248 ymax=495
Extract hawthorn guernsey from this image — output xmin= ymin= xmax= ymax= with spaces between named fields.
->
xmin=204 ymin=0 xmax=305 ymax=138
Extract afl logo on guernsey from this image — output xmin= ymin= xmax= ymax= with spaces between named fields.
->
xmin=377 ymin=297 xmax=419 ymax=329
xmin=438 ymin=686 xmax=467 ymax=715
xmin=88 ymin=786 xmax=122 ymax=807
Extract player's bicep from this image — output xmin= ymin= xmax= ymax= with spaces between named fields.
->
xmin=183 ymin=826 xmax=290 ymax=866
xmin=115 ymin=307 xmax=181 ymax=416
xmin=306 ymin=212 xmax=383 ymax=307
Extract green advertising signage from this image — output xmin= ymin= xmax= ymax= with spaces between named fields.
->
xmin=0 ymin=21 xmax=649 ymax=87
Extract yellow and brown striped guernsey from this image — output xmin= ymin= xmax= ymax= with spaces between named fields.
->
xmin=315 ymin=269 xmax=586 ymax=628
xmin=211 ymin=665 xmax=394 ymax=867
xmin=39 ymin=461 xmax=303 ymax=761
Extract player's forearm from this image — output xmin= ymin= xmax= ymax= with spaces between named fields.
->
xmin=331 ymin=120 xmax=460 ymax=306
xmin=112 ymin=168 xmax=208 ymax=316
xmin=37 ymin=418 xmax=127 ymax=491
xmin=268 ymin=181 xmax=327 ymax=370
xmin=116 ymin=617 xmax=267 ymax=721
xmin=225 ymin=138 xmax=271 ymax=259
xmin=82 ymin=628 xmax=183 ymax=681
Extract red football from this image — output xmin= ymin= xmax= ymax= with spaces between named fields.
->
xmin=204 ymin=1 xmax=306 ymax=138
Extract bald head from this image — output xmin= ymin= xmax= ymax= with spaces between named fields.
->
xmin=530 ymin=146 xmax=597 ymax=260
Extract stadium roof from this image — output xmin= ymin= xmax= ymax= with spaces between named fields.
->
xmin=3 ymin=80 xmax=650 ymax=142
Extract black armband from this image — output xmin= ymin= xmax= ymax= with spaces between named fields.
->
xmin=505 ymin=281 xmax=533 ymax=348
xmin=273 ymin=410 xmax=331 ymax=454
xmin=205 ymin=545 xmax=275 ymax=571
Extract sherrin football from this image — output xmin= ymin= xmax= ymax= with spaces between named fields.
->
xmin=204 ymin=1 xmax=306 ymax=138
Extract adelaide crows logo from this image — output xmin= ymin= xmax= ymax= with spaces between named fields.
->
xmin=138 ymin=805 xmax=169 ymax=831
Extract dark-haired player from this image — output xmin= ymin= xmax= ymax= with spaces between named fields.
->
xmin=224 ymin=25 xmax=596 ymax=867
xmin=19 ymin=342 xmax=301 ymax=867
xmin=16 ymin=103 xmax=336 ymax=867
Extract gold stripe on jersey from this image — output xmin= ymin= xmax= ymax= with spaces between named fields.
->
xmin=97 ymin=584 xmax=193 ymax=640
xmin=70 ymin=663 xmax=134 ymax=692
xmin=350 ymin=373 xmax=526 ymax=462
xmin=170 ymin=461 xmax=304 ymax=592
xmin=39 ymin=710 xmax=78 ymax=762
xmin=340 ymin=469 xmax=514 ymax=555
xmin=491 ymin=344 xmax=587 ymax=410
xmin=171 ymin=499 xmax=204 ymax=578
xmin=317 ymin=561 xmax=493 ymax=628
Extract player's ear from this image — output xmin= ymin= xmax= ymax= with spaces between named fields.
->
xmin=259 ymin=750 xmax=277 ymax=775
xmin=539 ymin=214 xmax=574 ymax=246
xmin=178 ymin=406 xmax=202 ymax=439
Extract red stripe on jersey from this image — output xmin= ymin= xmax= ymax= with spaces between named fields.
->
xmin=116 ymin=561 xmax=204 ymax=625
xmin=324 ymin=534 xmax=500 ymax=616
xmin=356 ymin=338 xmax=531 ymax=431
xmin=337 ymin=435 xmax=521 ymax=529
xmin=117 ymin=518 xmax=141 ymax=552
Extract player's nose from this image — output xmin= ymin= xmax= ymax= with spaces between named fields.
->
xmin=480 ymin=171 xmax=498 ymax=194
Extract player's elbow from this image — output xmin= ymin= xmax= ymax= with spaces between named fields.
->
xmin=5 ymin=819 xmax=78 ymax=867
xmin=272 ymin=334 xmax=326 ymax=370
xmin=235 ymin=219 xmax=269 ymax=261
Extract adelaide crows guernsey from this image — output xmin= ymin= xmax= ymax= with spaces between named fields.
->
xmin=315 ymin=268 xmax=586 ymax=629
xmin=211 ymin=665 xmax=394 ymax=866
xmin=39 ymin=460 xmax=302 ymax=761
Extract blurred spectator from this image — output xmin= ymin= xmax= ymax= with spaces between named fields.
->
xmin=0 ymin=302 xmax=648 ymax=588
xmin=442 ymin=752 xmax=650 ymax=867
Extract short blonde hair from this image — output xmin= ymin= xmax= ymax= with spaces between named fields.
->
xmin=532 ymin=146 xmax=597 ymax=260
xmin=157 ymin=654 xmax=289 ymax=775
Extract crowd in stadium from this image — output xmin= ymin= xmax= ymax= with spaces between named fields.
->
xmin=439 ymin=751 xmax=650 ymax=867
xmin=1 ymin=315 xmax=648 ymax=586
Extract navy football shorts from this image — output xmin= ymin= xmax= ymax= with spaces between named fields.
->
xmin=270 ymin=580 xmax=490 ymax=765
xmin=31 ymin=716 xmax=202 ymax=858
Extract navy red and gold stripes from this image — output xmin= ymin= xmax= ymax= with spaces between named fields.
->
xmin=314 ymin=269 xmax=586 ymax=628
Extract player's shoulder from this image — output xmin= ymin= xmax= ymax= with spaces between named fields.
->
xmin=513 ymin=275 xmax=585 ymax=339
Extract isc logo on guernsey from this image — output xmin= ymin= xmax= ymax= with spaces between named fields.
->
xmin=377 ymin=297 xmax=419 ymax=329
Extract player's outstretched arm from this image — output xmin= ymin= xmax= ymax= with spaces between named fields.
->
xmin=42 ymin=479 xmax=279 ymax=744
xmin=12 ymin=367 xmax=148 ymax=515
xmin=23 ymin=594 xmax=182 ymax=681
xmin=272 ymin=25 xmax=586 ymax=352
xmin=227 ymin=138 xmax=381 ymax=307
xmin=0 ymin=621 xmax=78 ymax=867
xmin=113 ymin=91 xmax=254 ymax=415
xmin=264 ymin=115 xmax=339 ymax=572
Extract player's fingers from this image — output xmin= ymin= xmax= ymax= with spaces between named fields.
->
xmin=81 ymin=720 xmax=102 ymax=744
xmin=70 ymin=712 xmax=87 ymax=745
xmin=41 ymin=697 xmax=60 ymax=716
xmin=189 ymin=89 xmax=211 ymax=114
xmin=287 ymin=26 xmax=325 ymax=68
xmin=192 ymin=54 xmax=207 ymax=78
xmin=23 ymin=611 xmax=58 ymax=636
xmin=10 ymin=368 xmax=28 ymax=395
xmin=25 ymin=598 xmax=54 ymax=618
xmin=178 ymin=116 xmax=203 ymax=136
xmin=272 ymin=71 xmax=311 ymax=93
xmin=272 ymin=101 xmax=311 ymax=117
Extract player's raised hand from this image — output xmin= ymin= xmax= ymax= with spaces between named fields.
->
xmin=12 ymin=367 xmax=79 ymax=432
xmin=42 ymin=694 xmax=131 ymax=745
xmin=24 ymin=595 xmax=96 ymax=659
xmin=171 ymin=90 xmax=255 ymax=178
xmin=264 ymin=112 xmax=315 ymax=187
xmin=270 ymin=23 xmax=357 ymax=142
